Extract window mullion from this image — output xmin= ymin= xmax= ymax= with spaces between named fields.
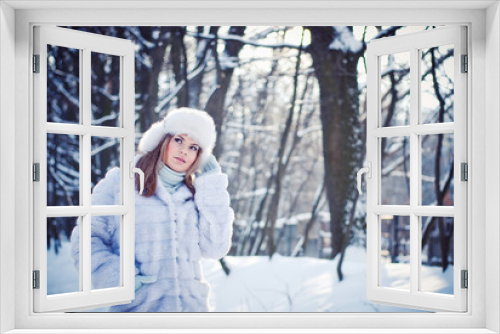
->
xmin=365 ymin=47 xmax=379 ymax=299
xmin=373 ymin=205 xmax=411 ymax=215
xmin=409 ymin=47 xmax=420 ymax=295
xmin=81 ymin=47 xmax=92 ymax=294
xmin=413 ymin=123 xmax=454 ymax=135
xmin=81 ymin=213 xmax=91 ymax=294
xmin=412 ymin=206 xmax=454 ymax=217
xmin=45 ymin=205 xmax=130 ymax=217
xmin=373 ymin=126 xmax=411 ymax=138
xmin=122 ymin=51 xmax=136 ymax=296
xmin=77 ymin=48 xmax=85 ymax=293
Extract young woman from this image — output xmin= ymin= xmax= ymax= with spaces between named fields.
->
xmin=71 ymin=108 xmax=234 ymax=312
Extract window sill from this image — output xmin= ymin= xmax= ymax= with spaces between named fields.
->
xmin=2 ymin=329 xmax=498 ymax=334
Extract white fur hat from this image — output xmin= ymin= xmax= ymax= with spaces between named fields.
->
xmin=138 ymin=108 xmax=217 ymax=168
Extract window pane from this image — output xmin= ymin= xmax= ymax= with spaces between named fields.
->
xmin=47 ymin=45 xmax=80 ymax=124
xmin=380 ymin=215 xmax=410 ymax=290
xmin=91 ymin=52 xmax=121 ymax=127
xmin=381 ymin=136 xmax=410 ymax=205
xmin=47 ymin=216 xmax=80 ymax=295
xmin=420 ymin=216 xmax=454 ymax=295
xmin=91 ymin=136 xmax=121 ymax=204
xmin=380 ymin=52 xmax=410 ymax=127
xmin=420 ymin=45 xmax=454 ymax=124
xmin=91 ymin=215 xmax=121 ymax=290
xmin=421 ymin=134 xmax=454 ymax=206
xmin=47 ymin=133 xmax=80 ymax=206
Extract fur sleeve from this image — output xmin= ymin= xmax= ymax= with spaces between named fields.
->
xmin=70 ymin=168 xmax=122 ymax=289
xmin=194 ymin=172 xmax=234 ymax=259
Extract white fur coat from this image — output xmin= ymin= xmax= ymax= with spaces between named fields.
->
xmin=71 ymin=165 xmax=234 ymax=312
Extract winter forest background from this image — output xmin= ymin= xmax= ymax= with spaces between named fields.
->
xmin=46 ymin=26 xmax=455 ymax=312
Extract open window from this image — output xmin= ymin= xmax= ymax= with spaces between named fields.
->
xmin=1 ymin=0 xmax=495 ymax=329
xmin=363 ymin=26 xmax=467 ymax=312
xmin=32 ymin=26 xmax=136 ymax=312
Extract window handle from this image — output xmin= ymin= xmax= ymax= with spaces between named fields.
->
xmin=130 ymin=162 xmax=144 ymax=195
xmin=357 ymin=162 xmax=372 ymax=195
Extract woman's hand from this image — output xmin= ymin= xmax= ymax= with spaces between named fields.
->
xmin=200 ymin=155 xmax=221 ymax=175
xmin=134 ymin=274 xmax=157 ymax=291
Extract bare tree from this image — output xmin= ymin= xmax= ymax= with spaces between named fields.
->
xmin=169 ymin=27 xmax=189 ymax=107
xmin=136 ymin=27 xmax=172 ymax=132
xmin=205 ymin=26 xmax=246 ymax=158
xmin=307 ymin=26 xmax=363 ymax=266
xmin=189 ymin=26 xmax=217 ymax=109
xmin=249 ymin=29 xmax=309 ymax=257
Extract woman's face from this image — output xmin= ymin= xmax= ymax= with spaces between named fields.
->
xmin=164 ymin=134 xmax=200 ymax=173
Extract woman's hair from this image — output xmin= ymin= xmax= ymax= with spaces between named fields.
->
xmin=135 ymin=134 xmax=201 ymax=196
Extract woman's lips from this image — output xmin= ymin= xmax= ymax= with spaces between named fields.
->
xmin=175 ymin=157 xmax=186 ymax=163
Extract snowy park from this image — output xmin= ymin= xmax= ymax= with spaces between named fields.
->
xmin=48 ymin=238 xmax=452 ymax=312
xmin=44 ymin=25 xmax=457 ymax=313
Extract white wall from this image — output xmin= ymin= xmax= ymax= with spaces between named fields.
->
xmin=486 ymin=2 xmax=500 ymax=333
xmin=0 ymin=2 xmax=16 ymax=333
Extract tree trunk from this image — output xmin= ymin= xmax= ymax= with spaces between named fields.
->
xmin=263 ymin=29 xmax=307 ymax=258
xmin=307 ymin=26 xmax=362 ymax=262
xmin=302 ymin=183 xmax=325 ymax=255
xmin=337 ymin=190 xmax=359 ymax=281
xmin=204 ymin=26 xmax=246 ymax=158
xmin=138 ymin=27 xmax=170 ymax=133
xmin=189 ymin=26 xmax=216 ymax=109
xmin=170 ymin=27 xmax=189 ymax=108
xmin=240 ymin=52 xmax=280 ymax=256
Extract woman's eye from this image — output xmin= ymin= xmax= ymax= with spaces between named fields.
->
xmin=174 ymin=137 xmax=182 ymax=144
xmin=190 ymin=146 xmax=199 ymax=152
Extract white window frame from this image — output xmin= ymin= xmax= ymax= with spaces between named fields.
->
xmin=32 ymin=25 xmax=136 ymax=312
xmin=1 ymin=2 xmax=498 ymax=333
xmin=365 ymin=26 xmax=467 ymax=312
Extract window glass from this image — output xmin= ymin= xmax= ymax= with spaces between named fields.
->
xmin=91 ymin=136 xmax=121 ymax=203
xmin=380 ymin=215 xmax=411 ymax=290
xmin=381 ymin=136 xmax=410 ymax=205
xmin=421 ymin=134 xmax=454 ymax=206
xmin=420 ymin=216 xmax=454 ymax=295
xmin=420 ymin=45 xmax=454 ymax=124
xmin=47 ymin=45 xmax=80 ymax=124
xmin=380 ymin=51 xmax=411 ymax=127
xmin=47 ymin=133 xmax=80 ymax=206
xmin=91 ymin=215 xmax=122 ymax=290
xmin=91 ymin=52 xmax=121 ymax=127
xmin=47 ymin=216 xmax=80 ymax=295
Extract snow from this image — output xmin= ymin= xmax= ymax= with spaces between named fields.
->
xmin=297 ymin=125 xmax=322 ymax=137
xmin=47 ymin=240 xmax=79 ymax=295
xmin=48 ymin=240 xmax=452 ymax=313
xmin=202 ymin=247 xmax=431 ymax=313
xmin=188 ymin=32 xmax=304 ymax=51
xmin=232 ymin=188 xmax=272 ymax=200
xmin=220 ymin=54 xmax=240 ymax=70
xmin=329 ymin=27 xmax=363 ymax=54
xmin=90 ymin=137 xmax=119 ymax=156
xmin=226 ymin=121 xmax=279 ymax=133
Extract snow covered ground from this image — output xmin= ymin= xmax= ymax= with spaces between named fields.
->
xmin=48 ymin=239 xmax=452 ymax=312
